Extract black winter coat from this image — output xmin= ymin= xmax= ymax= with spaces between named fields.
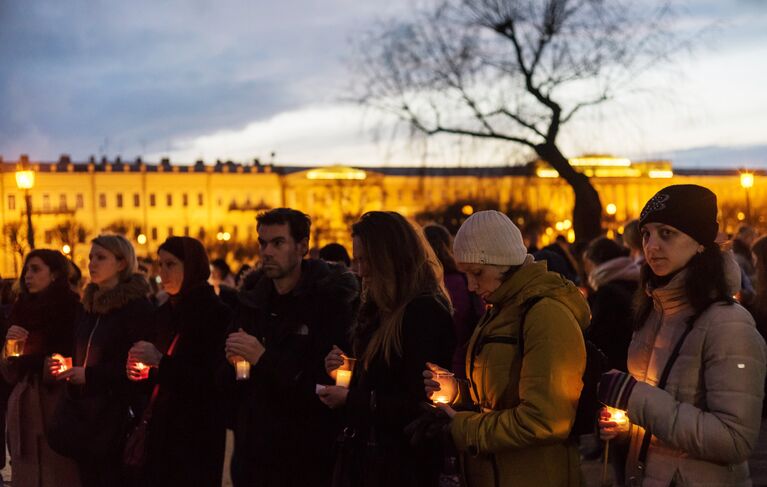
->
xmin=3 ymin=287 xmax=80 ymax=383
xmin=226 ymin=259 xmax=358 ymax=487
xmin=70 ymin=275 xmax=154 ymax=484
xmin=142 ymin=284 xmax=231 ymax=486
xmin=334 ymin=295 xmax=455 ymax=487
xmin=585 ymin=279 xmax=637 ymax=372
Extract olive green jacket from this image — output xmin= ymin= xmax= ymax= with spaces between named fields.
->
xmin=451 ymin=259 xmax=589 ymax=487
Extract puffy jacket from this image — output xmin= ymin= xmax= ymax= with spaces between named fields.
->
xmin=623 ymin=268 xmax=767 ymax=486
xmin=450 ymin=259 xmax=589 ymax=487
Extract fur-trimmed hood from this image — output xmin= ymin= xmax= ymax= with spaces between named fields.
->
xmin=82 ymin=273 xmax=150 ymax=314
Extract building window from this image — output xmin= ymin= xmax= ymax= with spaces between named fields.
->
xmin=167 ymin=227 xmax=174 ymax=237
xmin=43 ymin=194 xmax=51 ymax=210
xmin=99 ymin=194 xmax=107 ymax=208
xmin=59 ymin=194 xmax=67 ymax=209
xmin=151 ymin=227 xmax=158 ymax=241
xmin=182 ymin=193 xmax=188 ymax=207
xmin=76 ymin=194 xmax=84 ymax=209
xmin=183 ymin=226 xmax=190 ymax=236
xmin=217 ymin=198 xmax=223 ymax=207
xmin=133 ymin=194 xmax=140 ymax=207
xmin=149 ymin=194 xmax=156 ymax=207
xmin=198 ymin=193 xmax=204 ymax=206
xmin=8 ymin=195 xmax=15 ymax=210
xmin=198 ymin=227 xmax=206 ymax=240
xmin=116 ymin=193 xmax=123 ymax=208
xmin=166 ymin=194 xmax=173 ymax=206
xmin=45 ymin=230 xmax=53 ymax=244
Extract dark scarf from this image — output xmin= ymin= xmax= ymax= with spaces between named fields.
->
xmin=82 ymin=274 xmax=149 ymax=314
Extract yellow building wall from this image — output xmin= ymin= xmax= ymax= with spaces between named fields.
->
xmin=1 ymin=162 xmax=765 ymax=278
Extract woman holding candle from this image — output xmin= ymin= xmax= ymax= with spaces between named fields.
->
xmin=52 ymin=235 xmax=154 ymax=487
xmin=598 ymin=185 xmax=767 ymax=486
xmin=319 ymin=211 xmax=454 ymax=487
xmin=422 ymin=210 xmax=589 ymax=487
xmin=126 ymin=236 xmax=230 ymax=486
xmin=0 ymin=249 xmax=82 ymax=487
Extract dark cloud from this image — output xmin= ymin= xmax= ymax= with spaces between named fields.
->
xmin=653 ymin=144 xmax=767 ymax=168
xmin=0 ymin=0 xmax=409 ymax=160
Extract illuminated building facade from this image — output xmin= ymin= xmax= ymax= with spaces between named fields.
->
xmin=0 ymin=154 xmax=764 ymax=277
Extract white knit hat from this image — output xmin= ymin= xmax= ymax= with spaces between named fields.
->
xmin=453 ymin=210 xmax=527 ymax=265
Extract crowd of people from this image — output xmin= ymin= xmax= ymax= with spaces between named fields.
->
xmin=0 ymin=184 xmax=765 ymax=487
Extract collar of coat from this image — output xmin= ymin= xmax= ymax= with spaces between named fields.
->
xmin=646 ymin=249 xmax=743 ymax=315
xmin=82 ymin=274 xmax=149 ymax=314
xmin=237 ymin=258 xmax=359 ymax=310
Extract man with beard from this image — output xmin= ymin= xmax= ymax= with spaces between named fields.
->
xmin=224 ymin=208 xmax=358 ymax=487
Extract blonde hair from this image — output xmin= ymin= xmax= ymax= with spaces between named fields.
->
xmin=91 ymin=234 xmax=137 ymax=282
xmin=352 ymin=212 xmax=450 ymax=368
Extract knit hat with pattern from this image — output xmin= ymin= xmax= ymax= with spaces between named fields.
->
xmin=453 ymin=210 xmax=527 ymax=266
xmin=639 ymin=184 xmax=719 ymax=245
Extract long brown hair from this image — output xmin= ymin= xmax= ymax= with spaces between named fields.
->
xmin=633 ymin=242 xmax=733 ymax=329
xmin=752 ymin=236 xmax=767 ymax=318
xmin=352 ymin=212 xmax=450 ymax=367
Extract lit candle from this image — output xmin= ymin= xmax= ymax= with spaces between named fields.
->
xmin=432 ymin=371 xmax=457 ymax=404
xmin=5 ymin=338 xmax=25 ymax=357
xmin=133 ymin=361 xmax=150 ymax=380
xmin=605 ymin=406 xmax=629 ymax=430
xmin=51 ymin=353 xmax=73 ymax=374
xmin=235 ymin=359 xmax=250 ymax=380
xmin=336 ymin=369 xmax=352 ymax=388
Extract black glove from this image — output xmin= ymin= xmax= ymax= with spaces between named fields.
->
xmin=404 ymin=404 xmax=452 ymax=448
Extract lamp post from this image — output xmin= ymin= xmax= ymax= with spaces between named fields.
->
xmin=740 ymin=172 xmax=754 ymax=224
xmin=15 ymin=158 xmax=36 ymax=249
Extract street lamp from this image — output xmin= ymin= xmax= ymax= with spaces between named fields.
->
xmin=740 ymin=172 xmax=754 ymax=223
xmin=15 ymin=158 xmax=36 ymax=249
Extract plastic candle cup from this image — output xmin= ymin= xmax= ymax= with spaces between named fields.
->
xmin=335 ymin=355 xmax=356 ymax=388
xmin=432 ymin=371 xmax=457 ymax=404
xmin=231 ymin=356 xmax=250 ymax=380
xmin=51 ymin=353 xmax=73 ymax=374
xmin=5 ymin=338 xmax=25 ymax=358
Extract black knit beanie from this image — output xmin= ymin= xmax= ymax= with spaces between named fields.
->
xmin=639 ymin=184 xmax=718 ymax=245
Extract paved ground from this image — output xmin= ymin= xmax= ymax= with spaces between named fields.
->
xmin=3 ymin=424 xmax=767 ymax=486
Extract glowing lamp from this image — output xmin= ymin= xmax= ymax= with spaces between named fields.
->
xmin=15 ymin=170 xmax=35 ymax=190
xmin=741 ymin=173 xmax=754 ymax=189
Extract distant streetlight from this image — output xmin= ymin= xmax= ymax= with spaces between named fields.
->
xmin=740 ymin=172 xmax=754 ymax=223
xmin=62 ymin=244 xmax=71 ymax=255
xmin=461 ymin=205 xmax=474 ymax=216
xmin=137 ymin=234 xmax=148 ymax=245
xmin=15 ymin=157 xmax=36 ymax=249
xmin=606 ymin=203 xmax=617 ymax=216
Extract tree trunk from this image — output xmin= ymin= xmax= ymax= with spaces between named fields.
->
xmin=535 ymin=143 xmax=602 ymax=244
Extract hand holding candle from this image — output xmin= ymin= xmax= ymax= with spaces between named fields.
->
xmin=229 ymin=355 xmax=251 ymax=380
xmin=423 ymin=362 xmax=457 ymax=404
xmin=4 ymin=325 xmax=29 ymax=358
xmin=324 ymin=345 xmax=345 ymax=380
xmin=599 ymin=406 xmax=630 ymax=486
xmin=334 ymin=355 xmax=356 ymax=388
xmin=225 ymin=329 xmax=265 ymax=368
xmin=50 ymin=353 xmax=73 ymax=375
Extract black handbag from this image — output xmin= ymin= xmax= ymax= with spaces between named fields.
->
xmin=46 ymin=316 xmax=131 ymax=461
xmin=47 ymin=389 xmax=130 ymax=461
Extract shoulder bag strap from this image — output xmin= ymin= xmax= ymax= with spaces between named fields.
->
xmin=142 ymin=333 xmax=182 ymax=421
xmin=636 ymin=307 xmax=708 ymax=469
